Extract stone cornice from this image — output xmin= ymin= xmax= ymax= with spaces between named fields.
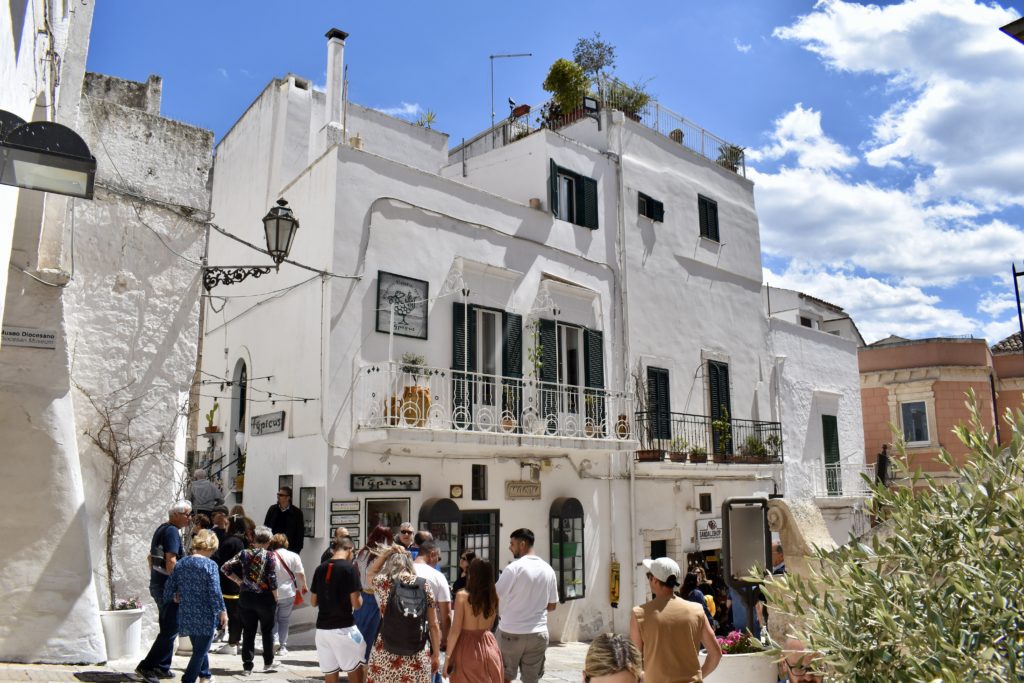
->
xmin=861 ymin=365 xmax=992 ymax=389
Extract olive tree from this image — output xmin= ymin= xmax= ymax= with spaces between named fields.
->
xmin=766 ymin=391 xmax=1024 ymax=682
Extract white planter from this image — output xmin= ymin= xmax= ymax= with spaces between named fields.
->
xmin=99 ymin=607 xmax=145 ymax=661
xmin=701 ymin=652 xmax=778 ymax=682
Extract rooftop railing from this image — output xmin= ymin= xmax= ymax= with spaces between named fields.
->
xmin=450 ymin=77 xmax=745 ymax=176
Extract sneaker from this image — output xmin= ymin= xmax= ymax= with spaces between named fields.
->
xmin=212 ymin=643 xmax=232 ymax=654
xmin=153 ymin=671 xmax=174 ymax=680
xmin=199 ymin=677 xmax=215 ymax=683
xmin=261 ymin=663 xmax=277 ymax=674
xmin=241 ymin=670 xmax=253 ymax=677
xmin=273 ymin=642 xmax=280 ymax=654
xmin=134 ymin=665 xmax=159 ymax=682
xmin=277 ymin=646 xmax=289 ymax=655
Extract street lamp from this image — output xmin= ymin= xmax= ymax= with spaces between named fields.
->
xmin=203 ymin=198 xmax=300 ymax=290
xmin=0 ymin=109 xmax=96 ymax=200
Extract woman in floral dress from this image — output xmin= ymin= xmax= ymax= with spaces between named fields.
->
xmin=365 ymin=544 xmax=441 ymax=683
xmin=164 ymin=529 xmax=227 ymax=683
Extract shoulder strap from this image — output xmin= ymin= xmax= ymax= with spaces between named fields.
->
xmin=276 ymin=551 xmax=296 ymax=582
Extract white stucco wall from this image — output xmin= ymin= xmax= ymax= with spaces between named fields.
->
xmin=769 ymin=318 xmax=867 ymax=541
xmin=0 ymin=69 xmax=212 ymax=663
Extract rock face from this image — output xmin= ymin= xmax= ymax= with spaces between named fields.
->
xmin=765 ymin=498 xmax=838 ymax=643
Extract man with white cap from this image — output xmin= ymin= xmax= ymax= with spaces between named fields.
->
xmin=629 ymin=556 xmax=721 ymax=682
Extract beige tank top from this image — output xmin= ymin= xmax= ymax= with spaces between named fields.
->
xmin=633 ymin=594 xmax=705 ymax=683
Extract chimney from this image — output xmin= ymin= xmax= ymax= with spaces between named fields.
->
xmin=325 ymin=28 xmax=348 ymax=126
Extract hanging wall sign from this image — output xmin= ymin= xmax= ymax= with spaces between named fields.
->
xmin=375 ymin=271 xmax=429 ymax=339
xmin=351 ymin=474 xmax=421 ymax=492
xmin=2 ymin=326 xmax=57 ymax=349
xmin=696 ymin=517 xmax=723 ymax=550
xmin=251 ymin=411 xmax=285 ymax=436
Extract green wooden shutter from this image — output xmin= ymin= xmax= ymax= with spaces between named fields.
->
xmin=580 ymin=175 xmax=599 ymax=229
xmin=584 ymin=329 xmax=605 ymax=436
xmin=502 ymin=312 xmax=523 ymax=378
xmin=699 ymin=196 xmax=710 ymax=238
xmin=549 ymin=159 xmax=559 ymax=217
xmin=822 ymin=414 xmax=841 ymax=495
xmin=652 ymin=198 xmax=665 ymax=222
xmin=708 ymin=361 xmax=731 ymax=454
xmin=539 ymin=319 xmax=558 ymax=433
xmin=583 ymin=329 xmax=604 ymax=389
xmin=708 ymin=199 xmax=719 ymax=241
xmin=646 ymin=366 xmax=671 ymax=441
xmin=452 ymin=302 xmax=477 ymax=428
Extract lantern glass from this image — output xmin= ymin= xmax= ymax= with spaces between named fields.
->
xmin=262 ymin=199 xmax=299 ymax=265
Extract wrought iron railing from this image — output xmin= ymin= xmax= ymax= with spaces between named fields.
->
xmin=810 ymin=463 xmax=874 ymax=497
xmin=634 ymin=411 xmax=783 ymax=464
xmin=449 ymin=78 xmax=745 ymax=177
xmin=357 ymin=362 xmax=634 ymax=441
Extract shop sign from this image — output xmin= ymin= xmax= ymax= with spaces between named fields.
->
xmin=251 ymin=411 xmax=285 ymax=436
xmin=351 ymin=474 xmax=421 ymax=492
xmin=696 ymin=517 xmax=723 ymax=550
xmin=2 ymin=326 xmax=56 ymax=349
xmin=505 ymin=480 xmax=541 ymax=500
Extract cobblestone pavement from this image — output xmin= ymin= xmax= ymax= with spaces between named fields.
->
xmin=0 ymin=641 xmax=588 ymax=683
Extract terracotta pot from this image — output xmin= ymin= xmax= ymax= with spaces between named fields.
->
xmin=689 ymin=453 xmax=708 ymax=464
xmin=501 ymin=418 xmax=518 ymax=433
xmin=636 ymin=449 xmax=664 ymax=462
xmin=615 ymin=415 xmax=629 ymax=439
xmin=204 ymin=426 xmax=219 ymax=433
xmin=669 ymin=451 xmax=688 ymax=463
xmin=402 ymin=385 xmax=431 ymax=427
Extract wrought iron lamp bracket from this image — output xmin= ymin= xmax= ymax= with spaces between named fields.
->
xmin=203 ymin=265 xmax=273 ymax=291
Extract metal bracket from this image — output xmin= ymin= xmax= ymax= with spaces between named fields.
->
xmin=203 ymin=266 xmax=273 ymax=291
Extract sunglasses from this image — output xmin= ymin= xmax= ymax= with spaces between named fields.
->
xmin=400 ymin=530 xmax=414 ymax=535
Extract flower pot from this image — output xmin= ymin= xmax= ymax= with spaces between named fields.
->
xmin=689 ymin=452 xmax=708 ymax=464
xmin=615 ymin=415 xmax=629 ymax=439
xmin=669 ymin=451 xmax=688 ymax=463
xmin=501 ymin=417 xmax=518 ymax=434
xmin=204 ymin=426 xmax=220 ymax=433
xmin=700 ymin=652 xmax=777 ymax=682
xmin=234 ymin=474 xmax=245 ymax=490
xmin=402 ymin=385 xmax=431 ymax=427
xmin=99 ymin=607 xmax=144 ymax=661
xmin=635 ymin=449 xmax=664 ymax=462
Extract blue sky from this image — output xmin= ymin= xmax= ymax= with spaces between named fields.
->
xmin=87 ymin=0 xmax=1024 ymax=344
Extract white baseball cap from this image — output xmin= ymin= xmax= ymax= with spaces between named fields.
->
xmin=642 ymin=557 xmax=680 ymax=583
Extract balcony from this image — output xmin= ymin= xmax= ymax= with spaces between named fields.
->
xmin=354 ymin=362 xmax=637 ymax=456
xmin=634 ymin=411 xmax=783 ymax=464
xmin=810 ymin=463 xmax=874 ymax=498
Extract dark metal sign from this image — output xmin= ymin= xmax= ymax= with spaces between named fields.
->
xmin=251 ymin=410 xmax=285 ymax=436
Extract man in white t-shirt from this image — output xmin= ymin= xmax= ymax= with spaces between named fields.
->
xmin=413 ymin=540 xmax=451 ymax=683
xmin=495 ymin=528 xmax=558 ymax=683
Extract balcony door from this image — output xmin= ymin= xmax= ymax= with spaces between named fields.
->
xmin=556 ymin=323 xmax=585 ymax=432
xmin=474 ymin=309 xmax=503 ymax=430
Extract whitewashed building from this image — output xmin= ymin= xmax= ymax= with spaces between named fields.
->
xmin=199 ymin=29 xmax=870 ymax=645
xmin=0 ymin=1 xmax=214 ymax=661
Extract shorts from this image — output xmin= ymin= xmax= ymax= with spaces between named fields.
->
xmin=315 ymin=625 xmax=366 ymax=674
xmin=496 ymin=629 xmax=548 ymax=683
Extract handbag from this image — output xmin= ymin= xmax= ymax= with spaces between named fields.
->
xmin=275 ymin=550 xmax=304 ymax=606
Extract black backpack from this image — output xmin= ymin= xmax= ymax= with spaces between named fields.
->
xmin=378 ymin=577 xmax=429 ymax=656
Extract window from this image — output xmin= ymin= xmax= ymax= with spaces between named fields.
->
xmin=698 ymin=195 xmax=720 ymax=242
xmin=901 ymin=401 xmax=929 ymax=444
xmin=800 ymin=316 xmax=813 ymax=328
xmin=549 ymin=159 xmax=598 ymax=229
xmin=646 ymin=366 xmax=671 ymax=441
xmin=452 ymin=303 xmax=523 ymax=430
xmin=471 ymin=464 xmax=487 ymax=500
xmin=650 ymin=539 xmax=667 ymax=559
xmin=550 ymin=498 xmax=585 ymax=602
xmin=699 ymin=493 xmax=713 ymax=514
xmin=638 ymin=192 xmax=665 ymax=222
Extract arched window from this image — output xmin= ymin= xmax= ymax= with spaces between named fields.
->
xmin=550 ymin=497 xmax=585 ymax=602
xmin=229 ymin=360 xmax=248 ymax=500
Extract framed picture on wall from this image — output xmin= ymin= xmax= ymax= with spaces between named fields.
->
xmin=300 ymin=486 xmax=316 ymax=538
xmin=278 ymin=475 xmax=294 ymax=491
xmin=365 ymin=498 xmax=411 ymax=539
xmin=331 ymin=500 xmax=360 ymax=513
xmin=331 ymin=514 xmax=360 ymax=526
xmin=375 ymin=271 xmax=429 ymax=339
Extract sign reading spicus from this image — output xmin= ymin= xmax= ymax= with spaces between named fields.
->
xmin=251 ymin=410 xmax=285 ymax=436
xmin=2 ymin=326 xmax=57 ymax=350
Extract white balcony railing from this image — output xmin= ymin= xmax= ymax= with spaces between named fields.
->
xmin=811 ymin=463 xmax=875 ymax=498
xmin=356 ymin=362 xmax=634 ymax=442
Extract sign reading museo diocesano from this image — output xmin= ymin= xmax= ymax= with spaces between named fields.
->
xmin=2 ymin=326 xmax=56 ymax=349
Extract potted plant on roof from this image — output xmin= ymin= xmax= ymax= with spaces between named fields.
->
xmin=400 ymin=352 xmax=430 ymax=427
xmin=542 ymin=58 xmax=589 ymax=129
xmin=611 ymin=79 xmax=651 ymax=121
xmin=717 ymin=143 xmax=745 ymax=172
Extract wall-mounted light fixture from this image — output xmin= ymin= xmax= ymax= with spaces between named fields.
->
xmin=0 ymin=109 xmax=96 ymax=199
xmin=204 ymin=199 xmax=300 ymax=290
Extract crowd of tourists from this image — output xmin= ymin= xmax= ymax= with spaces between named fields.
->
xmin=136 ymin=480 xmax=823 ymax=683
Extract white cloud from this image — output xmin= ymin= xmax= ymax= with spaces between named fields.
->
xmin=217 ymin=68 xmax=228 ymax=79
xmin=774 ymin=0 xmax=1024 ymax=207
xmin=734 ymin=38 xmax=752 ymax=54
xmin=747 ymin=104 xmax=857 ymax=170
xmin=375 ymin=102 xmax=423 ymax=119
xmin=763 ymin=262 xmax=979 ymax=343
xmin=978 ymin=291 xmax=1017 ymax=318
xmin=750 ymin=165 xmax=1024 ymax=287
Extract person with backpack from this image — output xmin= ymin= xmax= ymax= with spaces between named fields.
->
xmin=221 ymin=525 xmax=280 ymax=676
xmin=135 ymin=501 xmax=192 ymax=682
xmin=366 ymin=544 xmax=441 ymax=683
